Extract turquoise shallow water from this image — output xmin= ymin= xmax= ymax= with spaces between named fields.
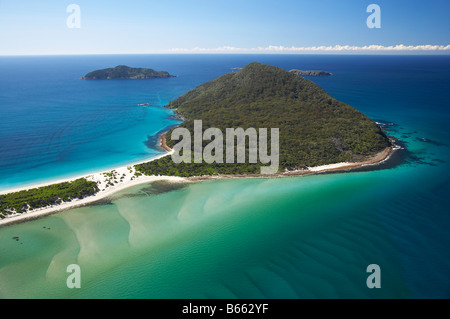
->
xmin=0 ymin=55 xmax=449 ymax=298
xmin=0 ymin=163 xmax=448 ymax=298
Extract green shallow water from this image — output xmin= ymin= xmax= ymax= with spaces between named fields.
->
xmin=4 ymin=161 xmax=446 ymax=298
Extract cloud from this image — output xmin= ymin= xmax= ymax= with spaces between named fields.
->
xmin=166 ymin=44 xmax=450 ymax=53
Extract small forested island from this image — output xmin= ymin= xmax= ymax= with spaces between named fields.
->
xmin=289 ymin=69 xmax=332 ymax=76
xmin=81 ymin=65 xmax=175 ymax=80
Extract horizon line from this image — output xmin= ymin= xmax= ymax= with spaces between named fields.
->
xmin=1 ymin=44 xmax=449 ymax=56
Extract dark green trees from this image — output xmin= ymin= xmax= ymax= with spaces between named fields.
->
xmin=136 ymin=62 xmax=390 ymax=176
xmin=82 ymin=65 xmax=175 ymax=79
xmin=0 ymin=179 xmax=99 ymax=218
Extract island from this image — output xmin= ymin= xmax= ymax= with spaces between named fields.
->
xmin=81 ymin=65 xmax=175 ymax=80
xmin=136 ymin=62 xmax=390 ymax=176
xmin=289 ymin=69 xmax=332 ymax=76
xmin=1 ymin=62 xmax=393 ymax=223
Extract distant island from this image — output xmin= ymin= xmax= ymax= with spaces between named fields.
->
xmin=289 ymin=69 xmax=332 ymax=76
xmin=81 ymin=65 xmax=175 ymax=80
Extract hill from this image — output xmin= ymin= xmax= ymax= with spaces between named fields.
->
xmin=136 ymin=62 xmax=390 ymax=176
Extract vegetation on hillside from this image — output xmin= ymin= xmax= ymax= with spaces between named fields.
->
xmin=135 ymin=156 xmax=261 ymax=178
xmin=136 ymin=62 xmax=390 ymax=177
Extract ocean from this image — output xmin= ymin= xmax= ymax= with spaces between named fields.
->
xmin=0 ymin=54 xmax=449 ymax=298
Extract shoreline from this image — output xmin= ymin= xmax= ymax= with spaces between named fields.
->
xmin=0 ymin=175 xmax=186 ymax=227
xmin=188 ymin=146 xmax=395 ymax=181
xmin=0 ymin=134 xmax=183 ymax=227
xmin=159 ymin=132 xmax=172 ymax=152
xmin=0 ymin=149 xmax=173 ymax=196
xmin=0 ymin=142 xmax=395 ymax=227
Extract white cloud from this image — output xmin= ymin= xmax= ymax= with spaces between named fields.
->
xmin=165 ymin=44 xmax=450 ymax=54
xmin=3 ymin=44 xmax=449 ymax=56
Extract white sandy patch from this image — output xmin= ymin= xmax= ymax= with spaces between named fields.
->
xmin=307 ymin=162 xmax=352 ymax=172
xmin=0 ymin=151 xmax=173 ymax=196
xmin=0 ymin=150 xmax=186 ymax=227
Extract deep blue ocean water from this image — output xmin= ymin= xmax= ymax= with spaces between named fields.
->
xmin=0 ymin=54 xmax=449 ymax=298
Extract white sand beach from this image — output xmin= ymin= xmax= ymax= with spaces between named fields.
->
xmin=0 ymin=150 xmax=176 ymax=196
xmin=307 ymin=162 xmax=352 ymax=172
xmin=0 ymin=147 xmax=187 ymax=227
xmin=307 ymin=146 xmax=394 ymax=173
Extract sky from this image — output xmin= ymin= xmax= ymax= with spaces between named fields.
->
xmin=0 ymin=0 xmax=449 ymax=55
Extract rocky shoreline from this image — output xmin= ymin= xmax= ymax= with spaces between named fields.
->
xmin=289 ymin=69 xmax=332 ymax=76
